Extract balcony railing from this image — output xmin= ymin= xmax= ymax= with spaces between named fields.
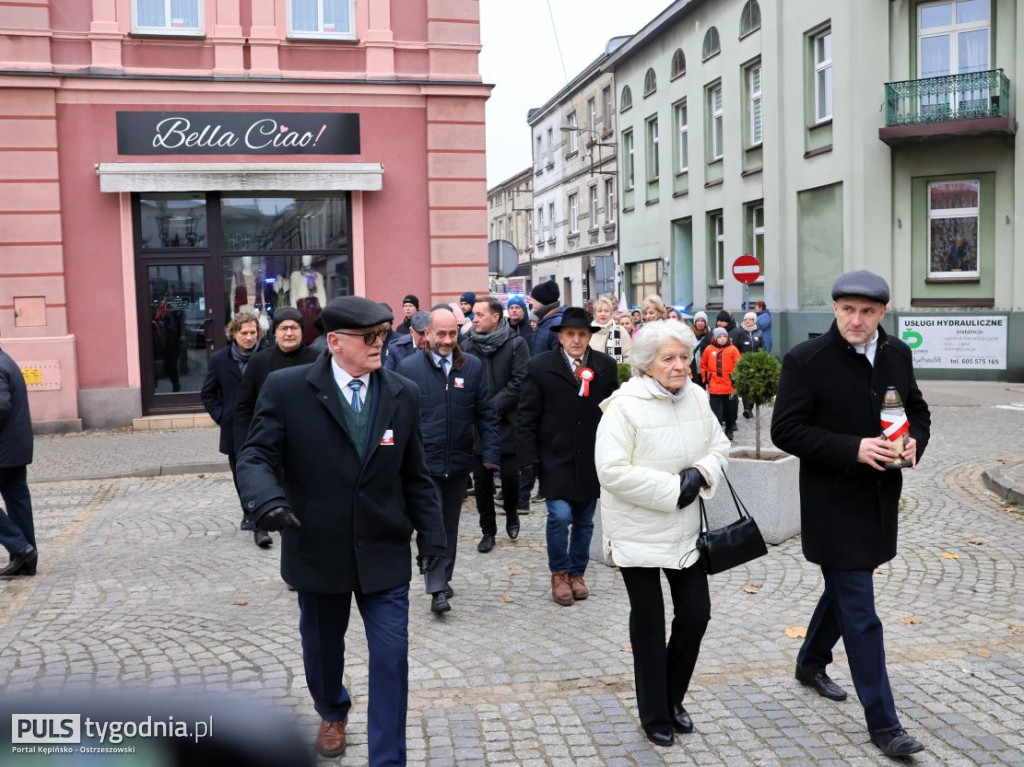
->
xmin=884 ymin=69 xmax=1009 ymax=127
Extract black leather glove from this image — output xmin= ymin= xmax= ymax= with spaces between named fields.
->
xmin=677 ymin=468 xmax=706 ymax=509
xmin=417 ymin=554 xmax=442 ymax=574
xmin=257 ymin=507 xmax=302 ymax=532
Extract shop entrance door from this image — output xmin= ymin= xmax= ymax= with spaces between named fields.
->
xmin=139 ymin=262 xmax=220 ymax=415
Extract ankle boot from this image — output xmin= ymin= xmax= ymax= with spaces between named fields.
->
xmin=550 ymin=571 xmax=574 ymax=606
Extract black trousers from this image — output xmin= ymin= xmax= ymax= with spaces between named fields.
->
xmin=619 ymin=565 xmax=711 ymax=735
xmin=474 ymin=454 xmax=519 ymax=536
xmin=518 ymin=463 xmax=536 ymax=506
xmin=227 ymin=452 xmax=253 ymax=529
xmin=424 ymin=473 xmax=469 ymax=594
xmin=709 ymin=393 xmax=738 ymax=431
xmin=0 ymin=465 xmax=34 ymax=555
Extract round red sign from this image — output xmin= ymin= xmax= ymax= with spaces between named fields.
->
xmin=732 ymin=254 xmax=761 ymax=284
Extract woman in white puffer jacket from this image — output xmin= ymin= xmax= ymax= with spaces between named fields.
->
xmin=595 ymin=320 xmax=729 ymax=748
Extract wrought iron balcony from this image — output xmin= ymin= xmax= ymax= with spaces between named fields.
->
xmin=879 ymin=68 xmax=1015 ymax=145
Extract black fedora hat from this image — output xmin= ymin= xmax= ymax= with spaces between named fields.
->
xmin=551 ymin=307 xmax=601 ymax=333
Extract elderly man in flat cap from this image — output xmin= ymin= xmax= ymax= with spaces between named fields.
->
xmin=771 ymin=270 xmax=931 ymax=758
xmin=236 ymin=295 xmax=445 ymax=765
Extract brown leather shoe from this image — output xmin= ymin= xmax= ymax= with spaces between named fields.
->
xmin=315 ymin=717 xmax=347 ymax=757
xmin=569 ymin=575 xmax=589 ymax=600
xmin=551 ymin=570 xmax=574 ymax=606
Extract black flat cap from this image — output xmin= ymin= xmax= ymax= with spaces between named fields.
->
xmin=551 ymin=307 xmax=601 ymax=333
xmin=321 ymin=296 xmax=393 ymax=331
xmin=831 ymin=270 xmax=890 ymax=304
xmin=409 ymin=310 xmax=430 ymax=333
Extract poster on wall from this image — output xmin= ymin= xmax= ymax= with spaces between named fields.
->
xmin=898 ymin=315 xmax=1007 ymax=369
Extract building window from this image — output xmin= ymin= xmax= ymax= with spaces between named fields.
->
xmin=602 ymin=86 xmax=613 ymax=127
xmin=748 ymin=64 xmax=763 ymax=146
xmin=671 ymin=49 xmax=686 ymax=79
xmin=133 ymin=0 xmax=202 ymax=35
xmin=621 ymin=85 xmax=633 ymax=112
xmin=536 ymin=206 xmax=544 ymax=243
xmin=622 ymin=129 xmax=635 ymax=190
xmin=547 ymin=127 xmax=554 ymax=165
xmin=750 ymin=202 xmax=765 ymax=273
xmin=646 ymin=117 xmax=660 ymax=181
xmin=710 ymin=84 xmax=724 ymax=160
xmin=568 ymin=193 xmax=580 ymax=234
xmin=535 ymin=135 xmax=543 ymax=169
xmin=287 ymin=0 xmax=356 ymax=39
xmin=702 ymin=27 xmax=721 ymax=60
xmin=644 ymin=68 xmax=657 ymax=97
xmin=628 ymin=260 xmax=661 ymax=307
xmin=547 ymin=202 xmax=555 ymax=241
xmin=588 ymin=97 xmax=597 ymax=130
xmin=710 ymin=212 xmax=725 ymax=284
xmin=674 ymin=101 xmax=689 ymax=172
xmin=567 ymin=112 xmax=579 ymax=153
xmin=814 ymin=29 xmax=833 ymax=122
xmin=605 ymin=179 xmax=615 ymax=224
xmin=739 ymin=0 xmax=762 ymax=37
xmin=919 ymin=1 xmax=990 ymax=79
xmin=928 ymin=180 xmax=979 ymax=278
xmin=588 ymin=185 xmax=598 ymax=228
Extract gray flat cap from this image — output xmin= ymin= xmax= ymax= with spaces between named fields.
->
xmin=831 ymin=270 xmax=890 ymax=304
xmin=409 ymin=310 xmax=430 ymax=333
xmin=321 ymin=296 xmax=393 ymax=331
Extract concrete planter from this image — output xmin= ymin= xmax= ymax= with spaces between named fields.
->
xmin=704 ymin=447 xmax=801 ymax=545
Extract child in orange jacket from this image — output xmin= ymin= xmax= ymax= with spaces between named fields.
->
xmin=701 ymin=327 xmax=741 ymax=439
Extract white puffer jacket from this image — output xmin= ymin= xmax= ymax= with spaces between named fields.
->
xmin=595 ymin=375 xmax=730 ymax=569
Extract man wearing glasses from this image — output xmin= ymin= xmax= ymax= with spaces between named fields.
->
xmin=236 ymin=296 xmax=445 ymax=764
xmin=232 ymin=307 xmax=318 ymax=547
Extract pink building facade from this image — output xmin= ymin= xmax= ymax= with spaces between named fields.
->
xmin=0 ymin=0 xmax=490 ymax=428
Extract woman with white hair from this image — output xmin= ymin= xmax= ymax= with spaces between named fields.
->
xmin=595 ymin=320 xmax=730 ymax=747
xmin=589 ymin=295 xmax=632 ymax=362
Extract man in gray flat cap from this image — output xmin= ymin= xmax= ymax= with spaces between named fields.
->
xmin=384 ymin=309 xmax=430 ymax=371
xmin=236 ymin=295 xmax=446 ymax=764
xmin=771 ymin=269 xmax=931 ymax=758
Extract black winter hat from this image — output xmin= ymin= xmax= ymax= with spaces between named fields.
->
xmin=272 ymin=307 xmax=303 ymax=331
xmin=402 ymin=294 xmax=420 ymax=309
xmin=460 ymin=291 xmax=477 ymax=305
xmin=715 ymin=309 xmax=733 ymax=324
xmin=531 ymin=280 xmax=559 ymax=306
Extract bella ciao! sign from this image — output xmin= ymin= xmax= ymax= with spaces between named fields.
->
xmin=116 ymin=112 xmax=360 ymax=155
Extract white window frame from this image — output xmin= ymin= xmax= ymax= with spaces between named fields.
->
xmin=605 ymin=179 xmax=615 ymax=224
xmin=602 ymin=86 xmax=613 ymax=127
xmin=547 ymin=202 xmax=555 ymax=241
xmin=751 ymin=203 xmax=765 ymax=281
xmin=917 ymin=1 xmax=990 ymax=78
xmin=711 ymin=213 xmax=725 ymax=284
xmin=588 ymin=185 xmax=598 ymax=229
xmin=813 ymin=29 xmax=833 ymax=123
xmin=927 ymin=179 xmax=980 ymax=279
xmin=675 ymin=100 xmax=689 ymax=172
xmin=547 ymin=127 xmax=554 ymax=165
xmin=535 ymin=136 xmax=543 ymax=169
xmin=749 ymin=64 xmax=763 ymax=146
xmin=711 ymin=85 xmax=724 ymax=161
xmin=287 ymin=0 xmax=357 ymax=40
xmin=588 ymin=98 xmax=597 ymax=131
xmin=536 ymin=206 xmax=544 ymax=244
xmin=647 ymin=116 xmax=660 ymax=181
xmin=623 ymin=129 xmax=635 ymax=190
xmin=568 ymin=193 xmax=580 ymax=234
xmin=567 ymin=112 xmax=579 ymax=153
xmin=132 ymin=0 xmax=204 ymax=36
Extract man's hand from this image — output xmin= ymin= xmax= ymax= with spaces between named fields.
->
xmin=257 ymin=507 xmax=302 ymax=532
xmin=483 ymin=463 xmax=500 ymax=471
xmin=901 ymin=436 xmax=918 ymax=469
xmin=417 ymin=554 xmax=442 ymax=574
xmin=857 ymin=437 xmax=898 ymax=471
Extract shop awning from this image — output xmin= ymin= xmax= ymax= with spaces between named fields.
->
xmin=96 ymin=162 xmax=384 ymax=193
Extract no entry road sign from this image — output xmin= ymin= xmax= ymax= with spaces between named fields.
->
xmin=732 ymin=254 xmax=761 ymax=284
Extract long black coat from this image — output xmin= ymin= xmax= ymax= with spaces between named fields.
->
xmin=232 ymin=343 xmax=319 ymax=452
xmin=461 ymin=326 xmax=530 ymax=448
xmin=200 ymin=345 xmax=245 ymax=455
xmin=236 ymin=356 xmax=445 ymax=594
xmin=770 ymin=322 xmax=931 ymax=570
xmin=0 ymin=349 xmax=33 ymax=468
xmin=517 ymin=348 xmax=619 ymax=501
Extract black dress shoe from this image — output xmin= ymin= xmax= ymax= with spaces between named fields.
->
xmin=254 ymin=530 xmax=272 ymax=548
xmin=430 ymin=592 xmax=451 ymax=614
xmin=443 ymin=583 xmax=454 ymax=599
xmin=517 ymin=501 xmax=530 ymax=514
xmin=671 ymin=703 xmax=693 ymax=734
xmin=870 ymin=727 xmax=924 ymax=757
xmin=795 ymin=664 xmax=848 ymax=701
xmin=0 ymin=544 xmax=37 ymax=577
xmin=506 ymin=522 xmax=520 ymax=540
xmin=477 ymin=534 xmax=495 ymax=553
xmin=645 ymin=730 xmax=674 ymax=747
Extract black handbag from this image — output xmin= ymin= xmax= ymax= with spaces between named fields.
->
xmin=696 ymin=473 xmax=768 ymax=574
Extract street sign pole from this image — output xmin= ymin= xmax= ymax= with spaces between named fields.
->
xmin=731 ymin=254 xmax=762 ymax=310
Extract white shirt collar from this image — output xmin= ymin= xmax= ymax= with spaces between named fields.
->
xmin=331 ymin=358 xmax=370 ymax=399
xmin=431 ymin=351 xmax=452 ymax=369
xmin=854 ymin=330 xmax=880 ymax=366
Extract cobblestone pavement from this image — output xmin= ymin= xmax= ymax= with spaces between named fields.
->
xmin=3 ymin=383 xmax=1023 ymax=765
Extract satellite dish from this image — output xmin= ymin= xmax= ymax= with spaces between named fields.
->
xmin=488 ymin=239 xmax=520 ymax=277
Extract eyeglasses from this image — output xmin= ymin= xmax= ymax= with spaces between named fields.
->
xmin=334 ymin=328 xmax=389 ymax=345
xmin=276 ymin=323 xmax=302 ymax=334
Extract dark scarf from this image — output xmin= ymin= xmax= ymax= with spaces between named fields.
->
xmin=229 ymin=341 xmax=256 ymax=373
xmin=468 ymin=318 xmax=512 ymax=356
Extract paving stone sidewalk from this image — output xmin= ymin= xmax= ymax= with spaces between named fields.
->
xmin=5 ymin=381 xmax=1024 ymax=765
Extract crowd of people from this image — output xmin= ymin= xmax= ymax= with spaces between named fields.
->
xmin=0 ymin=271 xmax=927 ymax=764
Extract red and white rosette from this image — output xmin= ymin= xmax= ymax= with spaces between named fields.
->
xmin=577 ymin=366 xmax=595 ymax=397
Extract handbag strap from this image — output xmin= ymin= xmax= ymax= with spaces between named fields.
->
xmin=698 ymin=473 xmax=752 ymax=532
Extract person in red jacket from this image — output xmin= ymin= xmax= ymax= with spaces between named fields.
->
xmin=700 ymin=327 xmax=741 ymax=439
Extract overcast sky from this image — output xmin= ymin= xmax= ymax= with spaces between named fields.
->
xmin=479 ymin=0 xmax=673 ymax=188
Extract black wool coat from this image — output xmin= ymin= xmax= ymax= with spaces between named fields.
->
xmin=232 ymin=343 xmax=320 ymax=452
xmin=460 ymin=330 xmax=531 ymax=448
xmin=235 ymin=356 xmax=445 ymax=594
xmin=770 ymin=322 xmax=931 ymax=570
xmin=200 ymin=344 xmax=245 ymax=455
xmin=517 ymin=348 xmax=619 ymax=502
xmin=0 ymin=349 xmax=33 ymax=468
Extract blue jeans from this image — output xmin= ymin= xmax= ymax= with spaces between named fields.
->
xmin=544 ymin=498 xmax=596 ymax=576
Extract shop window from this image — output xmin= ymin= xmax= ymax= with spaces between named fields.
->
xmin=133 ymin=0 xmax=203 ymax=35
xmin=928 ymin=180 xmax=980 ymax=278
xmin=220 ymin=195 xmax=349 ymax=251
xmin=288 ymin=0 xmax=357 ymax=40
xmin=139 ymin=194 xmax=208 ymax=248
